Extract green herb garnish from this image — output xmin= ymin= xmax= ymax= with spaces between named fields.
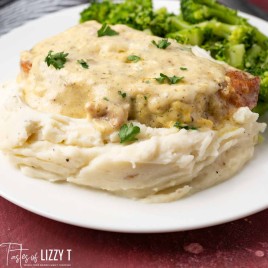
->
xmin=103 ymin=97 xmax=109 ymax=101
xmin=152 ymin=39 xmax=171 ymax=49
xmin=174 ymin=122 xmax=197 ymax=130
xmin=118 ymin=90 xmax=127 ymax=98
xmin=144 ymin=96 xmax=148 ymax=100
xmin=97 ymin=23 xmax=119 ymax=37
xmin=180 ymin=67 xmax=188 ymax=70
xmin=119 ymin=123 xmax=140 ymax=143
xmin=127 ymin=55 xmax=141 ymax=62
xmin=155 ymin=73 xmax=184 ymax=85
xmin=77 ymin=59 xmax=89 ymax=69
xmin=45 ymin=50 xmax=69 ymax=70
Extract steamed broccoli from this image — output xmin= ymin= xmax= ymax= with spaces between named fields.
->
xmin=163 ymin=15 xmax=252 ymax=44
xmin=202 ymin=21 xmax=253 ymax=68
xmin=107 ymin=0 xmax=153 ymax=30
xmin=150 ymin=8 xmax=175 ymax=37
xmin=179 ymin=0 xmax=268 ymax=110
xmin=80 ymin=0 xmax=113 ymax=23
xmin=168 ymin=27 xmax=205 ymax=46
xmin=180 ymin=0 xmax=247 ymax=25
xmin=166 ymin=18 xmax=253 ymax=68
xmin=80 ymin=0 xmax=153 ymax=31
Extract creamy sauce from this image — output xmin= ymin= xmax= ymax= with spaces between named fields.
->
xmin=0 ymin=82 xmax=265 ymax=201
xmin=19 ymin=21 xmax=230 ymax=132
xmin=0 ymin=21 xmax=265 ymax=202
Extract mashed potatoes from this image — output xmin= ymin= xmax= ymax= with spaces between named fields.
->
xmin=0 ymin=21 xmax=266 ymax=202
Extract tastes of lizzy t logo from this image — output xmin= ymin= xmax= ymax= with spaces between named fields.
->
xmin=0 ymin=243 xmax=72 ymax=267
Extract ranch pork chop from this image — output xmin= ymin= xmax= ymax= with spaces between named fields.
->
xmin=19 ymin=21 xmax=259 ymax=135
xmin=0 ymin=21 xmax=265 ymax=202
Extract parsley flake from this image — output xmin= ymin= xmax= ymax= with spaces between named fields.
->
xmin=118 ymin=90 xmax=127 ymax=98
xmin=119 ymin=123 xmax=140 ymax=143
xmin=155 ymin=73 xmax=184 ymax=85
xmin=180 ymin=67 xmax=188 ymax=71
xmin=77 ymin=59 xmax=89 ymax=69
xmin=103 ymin=97 xmax=109 ymax=101
xmin=127 ymin=55 xmax=141 ymax=63
xmin=45 ymin=50 xmax=69 ymax=70
xmin=152 ymin=39 xmax=171 ymax=49
xmin=174 ymin=122 xmax=197 ymax=130
xmin=97 ymin=23 xmax=119 ymax=37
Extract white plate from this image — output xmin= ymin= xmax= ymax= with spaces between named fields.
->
xmin=0 ymin=1 xmax=267 ymax=233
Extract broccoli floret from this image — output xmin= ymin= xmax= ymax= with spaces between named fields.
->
xmin=107 ymin=0 xmax=153 ymax=30
xmin=150 ymin=8 xmax=176 ymax=37
xmin=180 ymin=0 xmax=267 ymax=50
xmin=245 ymin=44 xmax=263 ymax=69
xmin=168 ymin=15 xmax=193 ymax=31
xmin=198 ymin=21 xmax=253 ymax=68
xmin=80 ymin=0 xmax=113 ymax=23
xmin=252 ymin=28 xmax=268 ymax=49
xmin=180 ymin=0 xmax=247 ymax=25
xmin=167 ymin=19 xmax=252 ymax=68
xmin=166 ymin=17 xmax=253 ymax=44
xmin=196 ymin=21 xmax=253 ymax=45
xmin=202 ymin=41 xmax=226 ymax=61
xmin=162 ymin=15 xmax=205 ymax=45
xmin=167 ymin=27 xmax=205 ymax=46
xmin=226 ymin=44 xmax=246 ymax=69
xmin=80 ymin=0 xmax=153 ymax=31
xmin=179 ymin=0 xmax=268 ymax=110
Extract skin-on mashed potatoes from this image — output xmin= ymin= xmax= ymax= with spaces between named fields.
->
xmin=0 ymin=21 xmax=266 ymax=202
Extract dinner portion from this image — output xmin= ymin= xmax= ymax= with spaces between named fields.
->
xmin=0 ymin=18 xmax=266 ymax=202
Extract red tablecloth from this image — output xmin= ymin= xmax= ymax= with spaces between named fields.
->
xmin=0 ymin=197 xmax=267 ymax=267
xmin=251 ymin=0 xmax=268 ymax=12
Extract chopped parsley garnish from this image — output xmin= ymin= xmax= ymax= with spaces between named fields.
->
xmin=118 ymin=90 xmax=127 ymax=98
xmin=103 ymin=97 xmax=109 ymax=101
xmin=127 ymin=55 xmax=141 ymax=63
xmin=180 ymin=67 xmax=188 ymax=71
xmin=144 ymin=96 xmax=148 ymax=100
xmin=119 ymin=123 xmax=140 ymax=143
xmin=45 ymin=50 xmax=69 ymax=70
xmin=152 ymin=39 xmax=171 ymax=49
xmin=77 ymin=59 xmax=89 ymax=69
xmin=174 ymin=122 xmax=197 ymax=130
xmin=155 ymin=73 xmax=184 ymax=85
xmin=97 ymin=23 xmax=119 ymax=37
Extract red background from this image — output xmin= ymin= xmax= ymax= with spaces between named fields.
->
xmin=0 ymin=197 xmax=267 ymax=267
xmin=250 ymin=0 xmax=268 ymax=12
